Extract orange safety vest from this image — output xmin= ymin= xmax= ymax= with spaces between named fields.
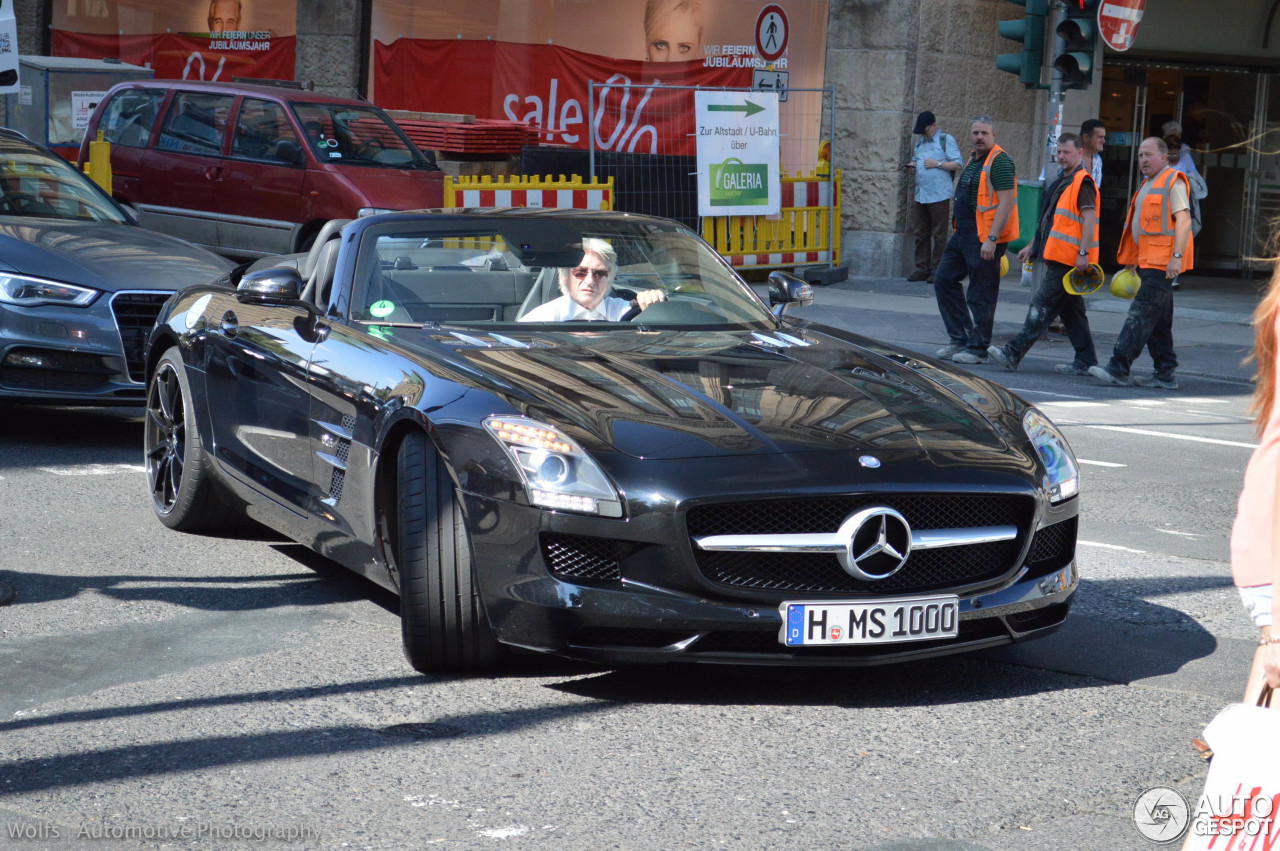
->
xmin=976 ymin=144 xmax=1019 ymax=244
xmin=1042 ymin=167 xmax=1099 ymax=266
xmin=1117 ymin=167 xmax=1195 ymax=271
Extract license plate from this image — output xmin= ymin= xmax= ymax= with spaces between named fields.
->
xmin=780 ymin=595 xmax=960 ymax=646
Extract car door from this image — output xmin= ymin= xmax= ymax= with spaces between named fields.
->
xmin=93 ymin=87 xmax=164 ymax=207
xmin=201 ymin=289 xmax=320 ymax=516
xmin=137 ymin=90 xmax=236 ymax=250
xmin=220 ymin=96 xmax=307 ymax=256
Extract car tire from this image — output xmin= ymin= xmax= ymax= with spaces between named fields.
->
xmin=396 ymin=431 xmax=500 ymax=672
xmin=144 ymin=348 xmax=239 ymax=532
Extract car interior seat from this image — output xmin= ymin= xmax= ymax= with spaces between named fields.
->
xmin=297 ymin=218 xmax=352 ymax=310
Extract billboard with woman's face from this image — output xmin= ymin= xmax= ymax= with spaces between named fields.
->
xmin=370 ymin=0 xmax=827 ymax=160
xmin=51 ymin=0 xmax=297 ymax=81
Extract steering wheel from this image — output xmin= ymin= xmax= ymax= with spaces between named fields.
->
xmin=355 ymin=138 xmax=386 ymax=160
xmin=620 ymin=302 xmax=643 ymax=322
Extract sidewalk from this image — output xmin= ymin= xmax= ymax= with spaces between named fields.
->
xmin=792 ymin=269 xmax=1267 ymax=386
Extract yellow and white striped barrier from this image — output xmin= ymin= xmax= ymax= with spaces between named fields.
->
xmin=702 ymin=170 xmax=841 ymax=270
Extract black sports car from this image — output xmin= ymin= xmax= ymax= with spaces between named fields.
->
xmin=0 ymin=129 xmax=232 ymax=404
xmin=143 ymin=210 xmax=1079 ymax=672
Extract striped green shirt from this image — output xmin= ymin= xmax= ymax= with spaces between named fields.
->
xmin=959 ymin=150 xmax=1015 ymax=207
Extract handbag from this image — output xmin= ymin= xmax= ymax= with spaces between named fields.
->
xmin=1181 ymin=686 xmax=1280 ymax=849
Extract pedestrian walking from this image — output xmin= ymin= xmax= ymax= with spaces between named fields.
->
xmin=932 ymin=116 xmax=1018 ymax=365
xmin=987 ymin=133 xmax=1099 ymax=374
xmin=906 ymin=110 xmax=963 ymax=283
xmin=1079 ymin=118 xmax=1105 ymax=188
xmin=1162 ymin=130 xmax=1208 ymax=291
xmin=1087 ymin=136 xmax=1194 ymax=390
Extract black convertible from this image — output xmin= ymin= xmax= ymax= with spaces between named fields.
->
xmin=143 ymin=210 xmax=1079 ymax=672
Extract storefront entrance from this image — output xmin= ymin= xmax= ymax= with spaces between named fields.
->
xmin=1098 ymin=60 xmax=1280 ymax=274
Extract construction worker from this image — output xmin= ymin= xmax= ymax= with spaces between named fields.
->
xmin=988 ymin=132 xmax=1099 ymax=374
xmin=1088 ymin=136 xmax=1194 ymax=390
xmin=931 ymin=115 xmax=1018 ymax=365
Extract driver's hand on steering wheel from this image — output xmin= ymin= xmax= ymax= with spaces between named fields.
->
xmin=631 ymin=289 xmax=667 ymax=311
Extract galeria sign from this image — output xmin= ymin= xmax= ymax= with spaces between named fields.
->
xmin=695 ymin=90 xmax=781 ymax=217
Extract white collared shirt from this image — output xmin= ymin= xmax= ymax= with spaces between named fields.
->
xmin=519 ymin=294 xmax=633 ymax=322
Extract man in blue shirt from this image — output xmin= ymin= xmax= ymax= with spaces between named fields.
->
xmin=906 ymin=111 xmax=962 ymax=282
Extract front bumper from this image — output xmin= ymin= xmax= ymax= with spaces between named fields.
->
xmin=462 ymin=491 xmax=1078 ymax=666
xmin=0 ymin=291 xmax=168 ymax=405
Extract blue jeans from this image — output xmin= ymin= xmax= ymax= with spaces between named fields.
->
xmin=933 ymin=232 xmax=1004 ymax=356
xmin=1107 ymin=268 xmax=1177 ymax=379
xmin=1003 ymin=260 xmax=1097 ymax=369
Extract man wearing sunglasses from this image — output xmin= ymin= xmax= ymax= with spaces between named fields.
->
xmin=520 ymin=238 xmax=666 ymax=322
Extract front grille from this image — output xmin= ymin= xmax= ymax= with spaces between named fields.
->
xmin=1024 ymin=517 xmax=1077 ymax=576
xmin=687 ymin=495 xmax=1033 ymax=595
xmin=111 ymin=292 xmax=170 ymax=383
xmin=541 ymin=533 xmax=622 ymax=582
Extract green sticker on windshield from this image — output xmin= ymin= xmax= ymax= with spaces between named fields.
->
xmin=369 ymin=300 xmax=395 ymax=318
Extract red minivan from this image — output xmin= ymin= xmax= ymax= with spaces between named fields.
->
xmin=79 ymin=80 xmax=443 ymax=258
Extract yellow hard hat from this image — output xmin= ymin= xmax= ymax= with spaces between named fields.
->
xmin=1062 ymin=263 xmax=1105 ymax=296
xmin=1111 ymin=268 xmax=1141 ymax=299
xmin=999 ymin=255 xmax=1010 ymax=277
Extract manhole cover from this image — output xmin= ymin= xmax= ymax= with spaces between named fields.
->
xmin=379 ymin=723 xmax=465 ymax=740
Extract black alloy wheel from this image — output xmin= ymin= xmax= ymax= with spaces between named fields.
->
xmin=144 ymin=348 xmax=237 ymax=532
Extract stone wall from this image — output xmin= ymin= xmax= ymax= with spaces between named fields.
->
xmin=826 ymin=0 xmax=1043 ymax=277
xmin=15 ymin=0 xmax=45 ymax=56
xmin=294 ymin=0 xmax=364 ymax=99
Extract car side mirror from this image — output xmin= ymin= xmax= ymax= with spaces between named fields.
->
xmin=767 ymin=271 xmax=814 ymax=318
xmin=236 ymin=267 xmax=306 ymax=306
xmin=275 ymin=139 xmax=305 ymax=166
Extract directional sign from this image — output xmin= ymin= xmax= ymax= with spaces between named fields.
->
xmin=752 ymin=68 xmax=789 ymax=102
xmin=695 ymin=90 xmax=781 ymax=217
xmin=1098 ymin=0 xmax=1145 ymax=52
xmin=755 ymin=4 xmax=789 ymax=63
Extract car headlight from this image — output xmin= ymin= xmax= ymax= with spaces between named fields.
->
xmin=0 ymin=274 xmax=99 ymax=308
xmin=357 ymin=207 xmax=397 ymax=218
xmin=483 ymin=416 xmax=622 ymax=517
xmin=1023 ymin=408 xmax=1079 ymax=503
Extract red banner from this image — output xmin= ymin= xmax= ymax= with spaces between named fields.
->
xmin=374 ymin=39 xmax=751 ymax=155
xmin=52 ymin=30 xmax=296 ymax=83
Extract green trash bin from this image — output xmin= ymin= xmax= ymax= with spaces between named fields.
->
xmin=1008 ymin=179 xmax=1043 ymax=254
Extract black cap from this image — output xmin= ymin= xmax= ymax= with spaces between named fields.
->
xmin=912 ymin=111 xmax=936 ymax=135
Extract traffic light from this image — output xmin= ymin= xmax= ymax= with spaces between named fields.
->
xmin=1055 ymin=0 xmax=1101 ymax=89
xmin=996 ymin=0 xmax=1048 ymax=89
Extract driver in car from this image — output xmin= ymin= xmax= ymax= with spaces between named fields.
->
xmin=520 ymin=238 xmax=666 ymax=322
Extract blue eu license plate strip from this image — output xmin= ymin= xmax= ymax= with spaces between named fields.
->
xmin=780 ymin=595 xmax=960 ymax=646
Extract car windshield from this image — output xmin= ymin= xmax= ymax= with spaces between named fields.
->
xmin=350 ymin=216 xmax=778 ymax=330
xmin=0 ymin=140 xmax=127 ymax=223
xmin=290 ymin=102 xmax=430 ymax=168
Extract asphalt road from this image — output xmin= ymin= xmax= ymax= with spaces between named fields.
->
xmin=0 ymin=299 xmax=1261 ymax=849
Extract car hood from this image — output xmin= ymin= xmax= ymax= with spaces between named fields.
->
xmin=0 ymin=219 xmax=232 ymax=292
xmin=410 ymin=327 xmax=1016 ymax=460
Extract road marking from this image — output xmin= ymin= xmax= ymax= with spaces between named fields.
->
xmin=1007 ymin=387 xmax=1094 ymax=400
xmin=1085 ymin=424 xmax=1258 ymax=449
xmin=39 ymin=463 xmax=146 ymax=476
xmin=1078 ymin=459 xmax=1126 ymax=467
xmin=1079 ymin=539 xmax=1146 ymax=554
xmin=1178 ymin=397 xmax=1230 ymax=405
xmin=1037 ymin=400 xmax=1109 ymax=408
xmin=1155 ymin=528 xmax=1206 ymax=540
xmin=1188 ymin=410 xmax=1254 ymax=420
xmin=1124 ymin=399 xmax=1167 ymax=406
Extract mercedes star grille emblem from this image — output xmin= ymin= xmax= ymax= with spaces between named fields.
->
xmin=836 ymin=506 xmax=912 ymax=580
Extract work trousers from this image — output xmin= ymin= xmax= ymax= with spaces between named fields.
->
xmin=912 ymin=199 xmax=951 ymax=275
xmin=933 ymin=231 xmax=1005 ymax=356
xmin=1003 ymin=260 xmax=1097 ymax=369
xmin=1107 ymin=268 xmax=1177 ymax=379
